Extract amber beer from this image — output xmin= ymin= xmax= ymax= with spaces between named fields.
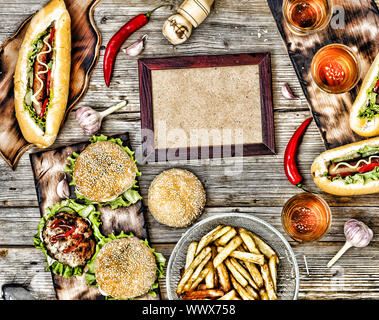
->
xmin=311 ymin=44 xmax=360 ymax=94
xmin=282 ymin=193 xmax=331 ymax=242
xmin=283 ymin=0 xmax=333 ymax=35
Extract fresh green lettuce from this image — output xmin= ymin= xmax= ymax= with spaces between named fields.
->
xmin=65 ymin=135 xmax=142 ymax=209
xmin=358 ymin=73 xmax=379 ymax=120
xmin=33 ymin=199 xmax=103 ymax=278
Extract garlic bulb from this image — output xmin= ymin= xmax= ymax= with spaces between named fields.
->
xmin=162 ymin=14 xmax=193 ymax=45
xmin=57 ymin=178 xmax=70 ymax=199
xmin=344 ymin=219 xmax=373 ymax=247
xmin=123 ymin=34 xmax=147 ymax=57
xmin=75 ymin=101 xmax=127 ymax=135
xmin=327 ymin=219 xmax=373 ymax=267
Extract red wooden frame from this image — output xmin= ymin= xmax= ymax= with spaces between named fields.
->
xmin=138 ymin=53 xmax=276 ymax=162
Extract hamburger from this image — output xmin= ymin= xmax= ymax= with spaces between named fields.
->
xmin=85 ymin=234 xmax=166 ymax=300
xmin=34 ymin=199 xmax=103 ymax=278
xmin=148 ymin=168 xmax=206 ymax=228
xmin=65 ymin=135 xmax=142 ymax=209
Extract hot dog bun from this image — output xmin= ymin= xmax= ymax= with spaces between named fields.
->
xmin=349 ymin=54 xmax=379 ymax=137
xmin=311 ymin=137 xmax=379 ymax=196
xmin=14 ymin=0 xmax=71 ymax=148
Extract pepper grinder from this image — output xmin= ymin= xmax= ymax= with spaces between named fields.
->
xmin=162 ymin=0 xmax=215 ymax=45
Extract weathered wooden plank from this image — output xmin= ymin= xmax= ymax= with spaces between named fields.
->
xmin=0 ymin=247 xmax=56 ymax=300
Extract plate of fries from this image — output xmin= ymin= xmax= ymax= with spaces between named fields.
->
xmin=166 ymin=213 xmax=299 ymax=300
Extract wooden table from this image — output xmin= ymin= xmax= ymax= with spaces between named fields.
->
xmin=0 ymin=0 xmax=378 ymax=300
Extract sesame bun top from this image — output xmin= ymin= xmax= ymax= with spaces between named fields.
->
xmin=73 ymin=141 xmax=136 ymax=203
xmin=148 ymin=168 xmax=206 ymax=228
xmin=94 ymin=237 xmax=157 ymax=299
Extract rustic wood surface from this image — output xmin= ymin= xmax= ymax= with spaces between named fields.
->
xmin=268 ymin=0 xmax=379 ymax=149
xmin=0 ymin=0 xmax=378 ymax=300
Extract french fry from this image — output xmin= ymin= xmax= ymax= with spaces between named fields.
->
xmin=189 ymin=262 xmax=212 ymax=291
xmin=214 ymin=228 xmax=237 ymax=246
xmin=182 ymin=289 xmax=225 ymax=300
xmin=216 ymin=262 xmax=231 ymax=292
xmin=237 ymin=228 xmax=261 ymax=255
xmin=230 ymin=258 xmax=259 ymax=290
xmin=213 ymin=235 xmax=242 ymax=268
xmin=195 ymin=225 xmax=231 ymax=255
xmin=269 ymin=255 xmax=278 ymax=292
xmin=260 ymin=262 xmax=278 ymax=300
xmin=217 ymin=290 xmax=238 ymax=300
xmin=245 ymin=285 xmax=259 ymax=300
xmin=259 ymin=288 xmax=269 ymax=300
xmin=230 ymin=274 xmax=254 ymax=300
xmin=243 ymin=261 xmax=264 ymax=288
xmin=197 ymin=284 xmax=207 ymax=290
xmin=184 ymin=252 xmax=212 ymax=292
xmin=224 ymin=259 xmax=248 ymax=287
xmin=228 ymin=250 xmax=265 ymax=265
xmin=205 ymin=260 xmax=215 ymax=289
xmin=177 ymin=247 xmax=212 ymax=294
xmin=185 ymin=242 xmax=198 ymax=270
xmin=249 ymin=231 xmax=279 ymax=263
xmin=211 ymin=246 xmax=218 ymax=288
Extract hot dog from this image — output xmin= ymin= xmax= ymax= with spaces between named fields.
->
xmin=14 ymin=0 xmax=71 ymax=149
xmin=311 ymin=137 xmax=379 ymax=196
xmin=349 ymin=54 xmax=379 ymax=137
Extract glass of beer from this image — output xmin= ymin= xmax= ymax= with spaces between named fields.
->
xmin=311 ymin=43 xmax=360 ymax=94
xmin=283 ymin=0 xmax=333 ymax=36
xmin=282 ymin=192 xmax=332 ymax=242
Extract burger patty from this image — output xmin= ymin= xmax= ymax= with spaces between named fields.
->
xmin=42 ymin=212 xmax=96 ymax=268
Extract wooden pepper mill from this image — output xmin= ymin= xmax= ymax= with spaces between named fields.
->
xmin=162 ymin=0 xmax=215 ymax=45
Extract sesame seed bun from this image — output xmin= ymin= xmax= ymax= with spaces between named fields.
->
xmin=148 ymin=168 xmax=206 ymax=228
xmin=73 ymin=141 xmax=136 ymax=203
xmin=94 ymin=237 xmax=157 ymax=299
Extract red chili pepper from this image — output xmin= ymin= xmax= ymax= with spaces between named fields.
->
xmin=103 ymin=5 xmax=168 ymax=87
xmin=358 ymin=162 xmax=379 ymax=174
xmin=284 ymin=117 xmax=313 ymax=188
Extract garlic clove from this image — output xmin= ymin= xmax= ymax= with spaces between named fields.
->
xmin=123 ymin=34 xmax=147 ymax=57
xmin=282 ymin=83 xmax=300 ymax=100
xmin=57 ymin=178 xmax=70 ymax=199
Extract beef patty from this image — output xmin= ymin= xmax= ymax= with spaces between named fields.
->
xmin=42 ymin=212 xmax=96 ymax=268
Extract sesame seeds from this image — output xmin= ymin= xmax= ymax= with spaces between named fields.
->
xmin=148 ymin=168 xmax=206 ymax=228
xmin=73 ymin=141 xmax=136 ymax=203
xmin=94 ymin=238 xmax=157 ymax=299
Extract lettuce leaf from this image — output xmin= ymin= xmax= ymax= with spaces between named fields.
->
xmin=358 ymin=74 xmax=379 ymax=120
xmin=85 ymin=231 xmax=166 ymax=300
xmin=65 ymin=135 xmax=142 ymax=209
xmin=33 ymin=199 xmax=104 ymax=278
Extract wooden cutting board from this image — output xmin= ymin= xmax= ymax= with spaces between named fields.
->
xmin=0 ymin=0 xmax=102 ymax=170
xmin=268 ymin=0 xmax=379 ymax=149
xmin=29 ymin=133 xmax=160 ymax=300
